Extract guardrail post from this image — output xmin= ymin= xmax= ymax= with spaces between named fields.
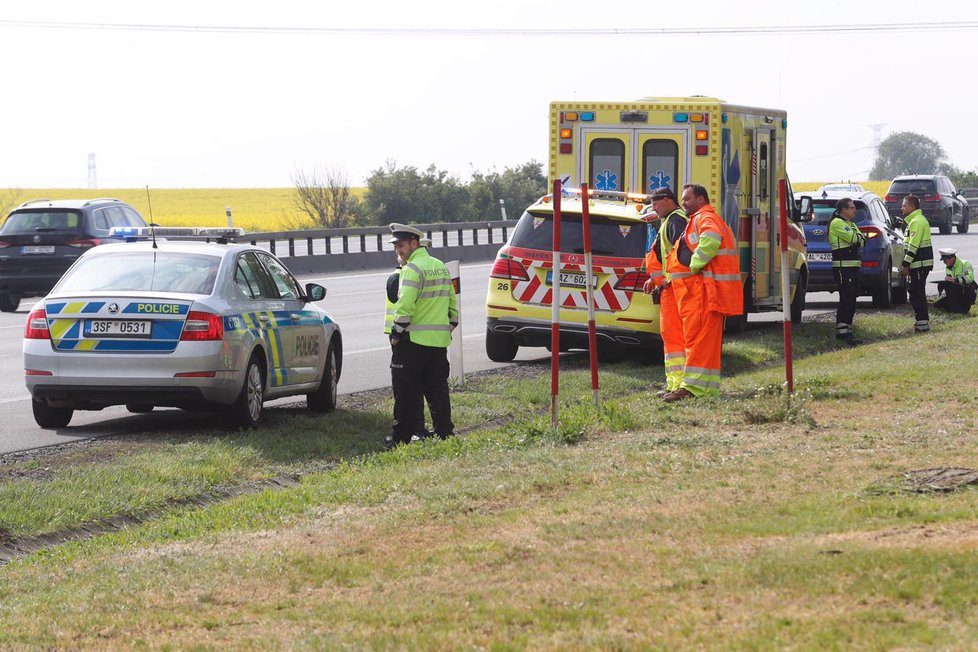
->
xmin=325 ymin=235 xmax=332 ymax=254
xmin=473 ymin=226 xmax=479 ymax=246
xmin=376 ymin=233 xmax=383 ymax=251
xmin=306 ymin=237 xmax=313 ymax=255
xmin=288 ymin=238 xmax=295 ymax=257
xmin=269 ymin=240 xmax=276 ymax=255
xmin=359 ymin=233 xmax=366 ymax=253
xmin=342 ymin=236 xmax=349 ymax=254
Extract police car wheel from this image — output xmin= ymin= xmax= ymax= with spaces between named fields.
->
xmin=32 ymin=398 xmax=73 ymax=429
xmin=229 ymin=355 xmax=264 ymax=429
xmin=307 ymin=343 xmax=338 ymax=413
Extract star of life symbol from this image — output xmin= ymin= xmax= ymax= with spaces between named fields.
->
xmin=594 ymin=169 xmax=619 ymax=191
xmin=647 ymin=170 xmax=671 ymax=191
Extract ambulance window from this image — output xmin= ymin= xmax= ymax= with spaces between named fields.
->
xmin=642 ymin=140 xmax=678 ymax=194
xmin=758 ymin=143 xmax=769 ymax=200
xmin=589 ymin=139 xmax=625 ymax=192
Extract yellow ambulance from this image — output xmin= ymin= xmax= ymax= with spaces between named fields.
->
xmin=486 ymin=96 xmax=809 ymax=362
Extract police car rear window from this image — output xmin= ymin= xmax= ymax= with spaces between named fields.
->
xmin=509 ymin=210 xmax=648 ymax=258
xmin=53 ymin=252 xmax=222 ymax=295
xmin=0 ymin=210 xmax=82 ymax=234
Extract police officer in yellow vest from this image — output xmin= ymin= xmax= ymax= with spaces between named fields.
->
xmin=935 ymin=247 xmax=977 ymax=314
xmin=899 ymin=194 xmax=934 ymax=333
xmin=384 ymin=241 xmax=432 ymax=446
xmin=388 ymin=224 xmax=458 ymax=445
xmin=828 ymin=197 xmax=866 ymax=345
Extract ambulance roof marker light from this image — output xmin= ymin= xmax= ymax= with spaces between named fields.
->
xmin=690 ymin=113 xmax=704 ymax=123
xmin=564 ymin=112 xmax=579 ymax=121
xmin=580 ymin=111 xmax=595 ymax=121
xmin=696 ymin=130 xmax=708 ymax=141
xmin=559 ymin=128 xmax=572 ymax=139
xmin=673 ymin=112 xmax=689 ymax=123
xmin=722 ymin=113 xmax=729 ymax=123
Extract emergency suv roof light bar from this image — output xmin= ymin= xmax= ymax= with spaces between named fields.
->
xmin=560 ymin=187 xmax=655 ymax=204
xmin=109 ymin=226 xmax=245 ymax=243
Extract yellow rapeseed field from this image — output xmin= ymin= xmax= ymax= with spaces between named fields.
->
xmin=10 ymin=188 xmax=369 ymax=233
xmin=9 ymin=183 xmax=884 ymax=233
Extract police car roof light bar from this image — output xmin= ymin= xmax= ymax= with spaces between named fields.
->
xmin=109 ymin=226 xmax=245 ymax=242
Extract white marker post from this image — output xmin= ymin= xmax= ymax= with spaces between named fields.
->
xmin=446 ymin=260 xmax=464 ymax=386
xmin=225 ymin=206 xmax=234 ymax=228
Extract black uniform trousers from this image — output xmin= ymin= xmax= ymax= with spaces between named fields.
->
xmin=390 ymin=340 xmax=453 ymax=443
xmin=935 ymin=280 xmax=977 ymax=314
xmin=907 ymin=268 xmax=931 ymax=328
xmin=833 ymin=267 xmax=859 ymax=334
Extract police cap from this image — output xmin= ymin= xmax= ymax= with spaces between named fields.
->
xmin=938 ymin=247 xmax=957 ymax=259
xmin=388 ymin=223 xmax=425 ymax=244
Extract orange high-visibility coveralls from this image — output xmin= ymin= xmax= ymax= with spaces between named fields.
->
xmin=644 ymin=207 xmax=688 ymax=391
xmin=665 ymin=204 xmax=742 ymax=396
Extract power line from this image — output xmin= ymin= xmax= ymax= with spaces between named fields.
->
xmin=1 ymin=19 xmax=978 ymax=37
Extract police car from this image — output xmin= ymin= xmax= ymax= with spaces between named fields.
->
xmin=23 ymin=227 xmax=342 ymax=429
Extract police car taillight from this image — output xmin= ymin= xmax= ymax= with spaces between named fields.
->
xmin=180 ymin=311 xmax=224 ymax=341
xmin=490 ymin=257 xmax=530 ymax=281
xmin=614 ymin=271 xmax=650 ymax=292
xmin=25 ymin=308 xmax=50 ymax=339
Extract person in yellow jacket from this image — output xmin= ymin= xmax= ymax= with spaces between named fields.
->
xmin=828 ymin=197 xmax=866 ymax=345
xmin=934 ymin=247 xmax=977 ymax=314
xmin=383 ymin=241 xmax=433 ymax=447
xmin=388 ymin=224 xmax=459 ymax=446
xmin=899 ymin=194 xmax=934 ymax=333
xmin=662 ymin=184 xmax=743 ymax=402
xmin=641 ymin=187 xmax=688 ymax=396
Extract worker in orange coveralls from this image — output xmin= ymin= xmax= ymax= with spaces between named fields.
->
xmin=661 ymin=183 xmax=743 ymax=402
xmin=641 ymin=187 xmax=688 ymax=397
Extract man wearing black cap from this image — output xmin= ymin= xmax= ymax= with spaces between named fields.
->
xmin=386 ymin=223 xmax=458 ymax=446
xmin=934 ymin=248 xmax=977 ymax=314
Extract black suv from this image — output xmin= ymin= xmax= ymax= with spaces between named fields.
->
xmin=0 ymin=198 xmax=147 ymax=312
xmin=884 ymin=174 xmax=969 ymax=235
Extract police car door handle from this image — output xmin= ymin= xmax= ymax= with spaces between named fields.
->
xmin=257 ymin=314 xmax=269 ymax=323
xmin=289 ymin=313 xmax=301 ymax=321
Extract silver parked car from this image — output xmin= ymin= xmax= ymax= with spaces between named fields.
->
xmin=23 ymin=228 xmax=342 ymax=429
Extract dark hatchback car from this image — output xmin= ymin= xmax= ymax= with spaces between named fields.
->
xmin=0 ymin=198 xmax=147 ymax=312
xmin=884 ymin=174 xmax=969 ymax=235
xmin=799 ymin=190 xmax=907 ymax=308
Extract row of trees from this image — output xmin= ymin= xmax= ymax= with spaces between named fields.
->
xmin=870 ymin=131 xmax=978 ymax=187
xmin=291 ymin=160 xmax=547 ymax=229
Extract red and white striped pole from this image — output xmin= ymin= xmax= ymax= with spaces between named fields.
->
xmin=581 ymin=183 xmax=600 ymax=407
xmin=778 ymin=178 xmax=795 ymax=394
xmin=551 ymin=180 xmax=562 ymax=428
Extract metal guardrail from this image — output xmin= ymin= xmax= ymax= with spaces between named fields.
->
xmin=245 ymin=220 xmax=514 ymax=275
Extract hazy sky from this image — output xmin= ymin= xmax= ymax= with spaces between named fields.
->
xmin=3 ymin=1 xmax=977 ymax=188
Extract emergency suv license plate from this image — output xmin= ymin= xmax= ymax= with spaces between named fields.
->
xmin=546 ymin=271 xmax=598 ymax=288
xmin=21 ymin=245 xmax=55 ymax=255
xmin=807 ymin=253 xmax=833 ymax=262
xmin=84 ymin=319 xmax=152 ymax=338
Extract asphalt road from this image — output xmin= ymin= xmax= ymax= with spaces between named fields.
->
xmin=2 ymin=231 xmax=975 ymax=455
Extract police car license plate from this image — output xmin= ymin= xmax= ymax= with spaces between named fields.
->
xmin=21 ymin=245 xmax=55 ymax=255
xmin=807 ymin=253 xmax=833 ymax=262
xmin=546 ymin=271 xmax=598 ymax=288
xmin=84 ymin=319 xmax=152 ymax=338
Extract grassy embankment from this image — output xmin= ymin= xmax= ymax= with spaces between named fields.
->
xmin=1 ymin=304 xmax=977 ymax=648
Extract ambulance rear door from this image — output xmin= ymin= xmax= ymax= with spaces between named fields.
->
xmin=751 ymin=127 xmax=777 ymax=302
xmin=578 ymin=127 xmax=690 ymax=195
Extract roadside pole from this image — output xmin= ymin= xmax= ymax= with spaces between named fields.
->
xmin=551 ymin=180 xmax=562 ymax=428
xmin=447 ymin=260 xmax=464 ymax=386
xmin=778 ymin=179 xmax=795 ymax=394
xmin=581 ymin=183 xmax=600 ymax=408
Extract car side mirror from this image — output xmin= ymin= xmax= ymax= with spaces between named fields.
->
xmin=797 ymin=196 xmax=813 ymax=223
xmin=305 ymin=283 xmax=327 ymax=302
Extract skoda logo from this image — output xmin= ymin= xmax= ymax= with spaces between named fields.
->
xmin=107 ymin=303 xmax=119 ymax=315
xmin=812 ymin=228 xmax=826 ymax=236
xmin=32 ymin=235 xmax=41 ymax=243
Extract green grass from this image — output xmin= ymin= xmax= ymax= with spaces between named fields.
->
xmin=2 ymin=305 xmax=978 ymax=648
